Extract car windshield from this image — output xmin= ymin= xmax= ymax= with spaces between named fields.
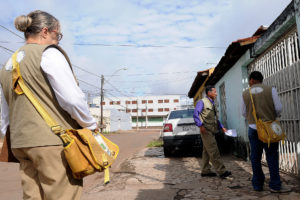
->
xmin=168 ymin=109 xmax=194 ymax=120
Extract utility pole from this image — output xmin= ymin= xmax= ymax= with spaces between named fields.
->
xmin=145 ymin=101 xmax=148 ymax=128
xmin=100 ymin=75 xmax=104 ymax=132
xmin=136 ymin=99 xmax=139 ymax=130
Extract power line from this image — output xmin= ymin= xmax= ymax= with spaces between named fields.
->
xmin=0 ymin=24 xmax=225 ymax=49
xmin=0 ymin=24 xmax=24 ymax=40
xmin=73 ymin=43 xmax=226 ymax=49
xmin=77 ymin=78 xmax=101 ymax=89
xmin=72 ymin=64 xmax=102 ymax=78
xmin=104 ymin=90 xmax=123 ymax=102
xmin=104 ymin=79 xmax=131 ymax=97
xmin=73 ymin=63 xmax=199 ymax=78
xmin=0 ymin=45 xmax=14 ymax=53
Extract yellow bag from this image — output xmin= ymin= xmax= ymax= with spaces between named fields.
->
xmin=62 ymin=129 xmax=119 ymax=181
xmin=256 ymin=119 xmax=285 ymax=145
xmin=11 ymin=51 xmax=119 ymax=183
xmin=249 ymin=88 xmax=285 ymax=146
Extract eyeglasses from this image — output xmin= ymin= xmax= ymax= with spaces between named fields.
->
xmin=51 ymin=30 xmax=63 ymax=41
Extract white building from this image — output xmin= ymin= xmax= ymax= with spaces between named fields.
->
xmin=91 ymin=95 xmax=183 ymax=127
xmin=89 ymin=108 xmax=132 ymax=132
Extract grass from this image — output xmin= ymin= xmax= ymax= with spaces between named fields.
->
xmin=101 ymin=131 xmax=119 ymax=135
xmin=147 ymin=138 xmax=163 ymax=147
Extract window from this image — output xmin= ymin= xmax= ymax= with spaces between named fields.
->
xmin=164 ymin=99 xmax=169 ymax=103
xmin=148 ymin=109 xmax=153 ymax=112
xmin=132 ymin=101 xmax=137 ymax=104
xmin=126 ymin=109 xmax=131 ymax=113
xmin=158 ymin=100 xmax=163 ymax=103
xmin=101 ymin=102 xmax=105 ymax=105
xmin=110 ymin=101 xmax=113 ymax=105
xmin=158 ymin=108 xmax=163 ymax=112
xmin=142 ymin=100 xmax=147 ymax=104
xmin=174 ymin=99 xmax=179 ymax=103
xmin=126 ymin=101 xmax=131 ymax=104
xmin=148 ymin=100 xmax=153 ymax=103
xmin=132 ymin=109 xmax=137 ymax=112
xmin=142 ymin=109 xmax=146 ymax=112
xmin=164 ymin=108 xmax=169 ymax=112
xmin=168 ymin=109 xmax=194 ymax=119
xmin=117 ymin=101 xmax=120 ymax=105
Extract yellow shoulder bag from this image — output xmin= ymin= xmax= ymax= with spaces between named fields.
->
xmin=11 ymin=51 xmax=119 ymax=184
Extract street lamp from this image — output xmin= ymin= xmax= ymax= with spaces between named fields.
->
xmin=107 ymin=67 xmax=128 ymax=80
xmin=99 ymin=67 xmax=127 ymax=132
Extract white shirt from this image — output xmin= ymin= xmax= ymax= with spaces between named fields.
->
xmin=241 ymin=87 xmax=282 ymax=130
xmin=0 ymin=47 xmax=96 ymax=134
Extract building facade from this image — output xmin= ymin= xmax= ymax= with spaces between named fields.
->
xmin=91 ymin=95 xmax=182 ymax=127
xmin=89 ymin=108 xmax=132 ymax=133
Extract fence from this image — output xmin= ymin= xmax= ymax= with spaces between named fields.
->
xmin=249 ymin=26 xmax=300 ymax=175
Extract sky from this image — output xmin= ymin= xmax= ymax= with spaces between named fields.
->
xmin=0 ymin=0 xmax=292 ymax=101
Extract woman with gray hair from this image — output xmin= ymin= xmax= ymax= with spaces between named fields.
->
xmin=0 ymin=10 xmax=97 ymax=199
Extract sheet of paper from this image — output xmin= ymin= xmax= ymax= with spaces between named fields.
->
xmin=225 ymin=129 xmax=237 ymax=137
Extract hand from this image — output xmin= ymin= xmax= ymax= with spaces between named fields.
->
xmin=200 ymin=126 xmax=207 ymax=134
xmin=222 ymin=128 xmax=227 ymax=133
xmin=93 ymin=123 xmax=100 ymax=133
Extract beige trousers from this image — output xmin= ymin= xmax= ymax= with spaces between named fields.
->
xmin=200 ymin=131 xmax=226 ymax=175
xmin=12 ymin=146 xmax=82 ymax=200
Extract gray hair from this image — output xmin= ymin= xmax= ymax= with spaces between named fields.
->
xmin=14 ymin=10 xmax=60 ymax=39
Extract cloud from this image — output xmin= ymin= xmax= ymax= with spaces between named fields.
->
xmin=0 ymin=0 xmax=292 ymax=98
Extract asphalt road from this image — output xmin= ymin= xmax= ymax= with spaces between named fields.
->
xmin=0 ymin=129 xmax=161 ymax=200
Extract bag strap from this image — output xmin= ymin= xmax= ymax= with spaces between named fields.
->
xmin=248 ymin=87 xmax=258 ymax=123
xmin=11 ymin=51 xmax=63 ymax=134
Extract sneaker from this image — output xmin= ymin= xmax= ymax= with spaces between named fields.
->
xmin=269 ymin=185 xmax=291 ymax=193
xmin=201 ymin=172 xmax=217 ymax=177
xmin=220 ymin=171 xmax=232 ymax=179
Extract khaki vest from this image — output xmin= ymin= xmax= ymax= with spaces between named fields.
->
xmin=199 ymin=97 xmax=218 ymax=133
xmin=0 ymin=44 xmax=80 ymax=148
xmin=242 ymin=84 xmax=277 ymax=124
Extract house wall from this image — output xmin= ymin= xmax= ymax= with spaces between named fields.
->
xmin=214 ymin=50 xmax=254 ymax=159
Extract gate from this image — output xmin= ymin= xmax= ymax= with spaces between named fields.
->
xmin=248 ymin=26 xmax=300 ymax=175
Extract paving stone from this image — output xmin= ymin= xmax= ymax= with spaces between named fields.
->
xmin=259 ymin=195 xmax=279 ymax=200
xmin=82 ymin=147 xmax=300 ymax=200
xmin=279 ymin=192 xmax=300 ymax=200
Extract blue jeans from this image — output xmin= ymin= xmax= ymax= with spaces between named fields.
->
xmin=248 ymin=127 xmax=281 ymax=190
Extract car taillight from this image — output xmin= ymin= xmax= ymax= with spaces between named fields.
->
xmin=163 ymin=123 xmax=173 ymax=132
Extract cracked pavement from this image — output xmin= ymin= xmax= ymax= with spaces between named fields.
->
xmin=82 ymin=147 xmax=300 ymax=200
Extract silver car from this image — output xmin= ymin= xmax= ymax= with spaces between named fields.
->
xmin=162 ymin=109 xmax=202 ymax=157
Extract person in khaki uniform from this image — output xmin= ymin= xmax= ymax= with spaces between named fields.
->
xmin=0 ymin=11 xmax=97 ymax=199
xmin=193 ymin=85 xmax=231 ymax=178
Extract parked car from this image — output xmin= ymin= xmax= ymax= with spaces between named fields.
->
xmin=162 ymin=109 xmax=202 ymax=157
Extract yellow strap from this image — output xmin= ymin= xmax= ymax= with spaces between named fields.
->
xmin=11 ymin=51 xmax=62 ymax=134
xmin=249 ymin=87 xmax=258 ymax=123
xmin=104 ymin=168 xmax=110 ymax=184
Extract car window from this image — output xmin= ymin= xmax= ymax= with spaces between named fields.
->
xmin=168 ymin=109 xmax=194 ymax=119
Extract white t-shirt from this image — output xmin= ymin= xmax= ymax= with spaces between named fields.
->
xmin=0 ymin=47 xmax=97 ymax=134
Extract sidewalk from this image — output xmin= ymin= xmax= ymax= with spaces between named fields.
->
xmin=82 ymin=147 xmax=300 ymax=200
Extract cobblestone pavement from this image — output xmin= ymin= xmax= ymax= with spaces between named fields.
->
xmin=82 ymin=147 xmax=300 ymax=200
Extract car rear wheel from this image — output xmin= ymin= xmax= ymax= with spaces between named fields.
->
xmin=163 ymin=147 xmax=172 ymax=157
